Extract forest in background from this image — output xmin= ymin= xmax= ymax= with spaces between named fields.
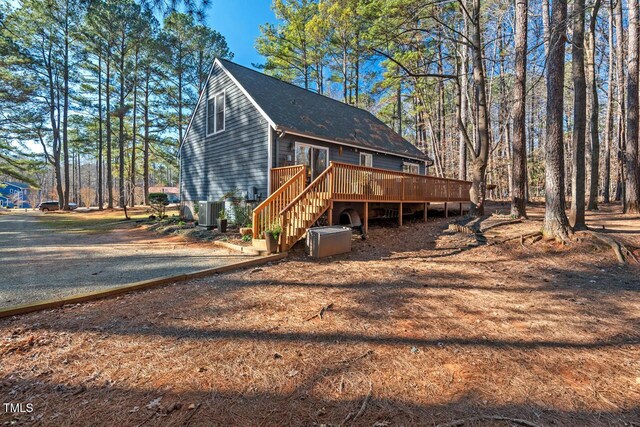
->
xmin=255 ymin=0 xmax=639 ymax=239
xmin=0 ymin=0 xmax=231 ymax=208
xmin=1 ymin=0 xmax=640 ymax=241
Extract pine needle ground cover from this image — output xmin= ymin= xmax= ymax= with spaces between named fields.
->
xmin=1 ymin=204 xmax=639 ymax=426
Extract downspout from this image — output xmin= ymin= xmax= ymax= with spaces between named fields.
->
xmin=267 ymin=126 xmax=273 ymax=195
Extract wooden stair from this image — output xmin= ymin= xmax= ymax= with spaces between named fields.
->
xmin=253 ymin=161 xmax=473 ymax=252
xmin=280 ymin=169 xmax=334 ymax=250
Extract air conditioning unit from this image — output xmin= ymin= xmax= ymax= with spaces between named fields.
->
xmin=198 ymin=201 xmax=224 ymax=228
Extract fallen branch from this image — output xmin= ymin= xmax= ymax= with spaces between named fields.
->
xmin=586 ymin=231 xmax=637 ymax=265
xmin=487 ymin=231 xmax=542 ymax=246
xmin=335 ymin=349 xmax=373 ymax=365
xmin=183 ymin=403 xmax=201 ymax=426
xmin=436 ymin=415 xmax=540 ymax=427
xmin=352 ymin=381 xmax=373 ymax=422
xmin=305 ymin=303 xmax=334 ymax=321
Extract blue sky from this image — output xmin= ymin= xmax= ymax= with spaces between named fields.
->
xmin=205 ymin=1 xmax=275 ymax=69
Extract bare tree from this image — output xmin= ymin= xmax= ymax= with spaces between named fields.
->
xmin=511 ymin=0 xmax=528 ymax=218
xmin=466 ymin=0 xmax=491 ymax=216
xmin=602 ymin=1 xmax=615 ymax=204
xmin=543 ymin=0 xmax=572 ymax=240
xmin=613 ymin=0 xmax=625 ymax=201
xmin=625 ymin=0 xmax=640 ymax=212
xmin=570 ymin=0 xmax=587 ymax=228
xmin=587 ymin=0 xmax=602 ymax=210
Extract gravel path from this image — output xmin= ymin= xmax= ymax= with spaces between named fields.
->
xmin=0 ymin=211 xmax=254 ymax=309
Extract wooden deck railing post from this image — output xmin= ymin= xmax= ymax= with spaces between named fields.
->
xmin=328 ymin=201 xmax=333 ymax=225
xmin=252 ymin=212 xmax=259 ymax=238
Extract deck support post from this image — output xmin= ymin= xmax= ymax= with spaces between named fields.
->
xmin=459 ymin=203 xmax=463 ymax=216
xmin=363 ymin=202 xmax=369 ymax=234
xmin=398 ymin=202 xmax=403 ymax=226
xmin=424 ymin=203 xmax=428 ymax=222
xmin=328 ymin=201 xmax=334 ymax=226
xmin=445 ymin=202 xmax=448 ymax=218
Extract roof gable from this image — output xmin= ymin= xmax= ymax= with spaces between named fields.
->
xmin=2 ymin=182 xmax=29 ymax=189
xmin=217 ymin=59 xmax=426 ymax=161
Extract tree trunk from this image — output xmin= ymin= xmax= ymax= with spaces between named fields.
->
xmin=543 ymin=0 xmax=572 ymax=241
xmin=603 ymin=2 xmax=615 ymax=204
xmin=614 ymin=0 xmax=625 ymax=203
xmin=542 ymin=0 xmax=551 ymax=56
xmin=459 ymin=52 xmax=468 ymax=180
xmin=468 ymin=0 xmax=490 ymax=217
xmin=570 ymin=0 xmax=587 ymax=229
xmin=130 ymin=47 xmax=139 ymax=208
xmin=587 ymin=0 xmax=602 ymax=210
xmin=143 ymin=66 xmax=150 ymax=206
xmin=62 ymin=0 xmax=70 ymax=210
xmin=106 ymin=53 xmax=114 ymax=209
xmin=511 ymin=0 xmax=528 ymax=218
xmin=98 ymin=52 xmax=104 ymax=210
xmin=118 ymin=33 xmax=126 ymax=209
xmin=625 ymin=0 xmax=640 ymax=213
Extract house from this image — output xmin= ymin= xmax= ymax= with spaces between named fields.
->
xmin=148 ymin=186 xmax=180 ymax=203
xmin=0 ymin=182 xmax=31 ymax=208
xmin=180 ymin=58 xmax=471 ymax=250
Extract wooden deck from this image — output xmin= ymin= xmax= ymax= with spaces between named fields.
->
xmin=253 ymin=162 xmax=472 ymax=250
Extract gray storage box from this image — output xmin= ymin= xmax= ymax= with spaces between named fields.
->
xmin=306 ymin=226 xmax=352 ymax=258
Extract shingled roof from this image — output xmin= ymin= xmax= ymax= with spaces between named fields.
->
xmin=217 ymin=59 xmax=427 ymax=161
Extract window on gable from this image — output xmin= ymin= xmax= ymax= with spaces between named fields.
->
xmin=206 ymin=90 xmax=225 ymax=136
xmin=403 ymin=162 xmax=420 ymax=174
xmin=207 ymin=98 xmax=216 ymax=135
xmin=359 ymin=152 xmax=372 ymax=168
xmin=215 ymin=92 xmax=225 ymax=133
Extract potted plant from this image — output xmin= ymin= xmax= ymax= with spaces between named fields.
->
xmin=217 ymin=209 xmax=228 ymax=232
xmin=264 ymin=223 xmax=282 ymax=254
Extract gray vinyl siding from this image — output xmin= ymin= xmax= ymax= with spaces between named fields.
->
xmin=275 ymin=134 xmax=425 ymax=175
xmin=180 ymin=64 xmax=270 ymax=204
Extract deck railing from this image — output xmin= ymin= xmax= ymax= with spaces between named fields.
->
xmin=329 ymin=162 xmax=471 ymax=202
xmin=254 ymin=161 xmax=472 ymax=250
xmin=280 ymin=165 xmax=334 ymax=250
xmin=270 ymin=165 xmax=306 ymax=193
xmin=253 ymin=165 xmax=307 ymax=239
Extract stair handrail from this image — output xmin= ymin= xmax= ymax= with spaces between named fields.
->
xmin=252 ymin=165 xmax=306 ymax=238
xmin=270 ymin=164 xmax=306 ymax=192
xmin=279 ymin=163 xmax=335 ymax=250
xmin=279 ymin=162 xmax=335 ymax=215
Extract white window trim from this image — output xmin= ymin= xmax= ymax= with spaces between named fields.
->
xmin=359 ymin=152 xmax=373 ymax=167
xmin=403 ymin=162 xmax=420 ymax=175
xmin=206 ymin=89 xmax=226 ymax=137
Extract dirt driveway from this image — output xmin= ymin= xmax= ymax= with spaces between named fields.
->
xmin=0 ymin=211 xmax=252 ymax=309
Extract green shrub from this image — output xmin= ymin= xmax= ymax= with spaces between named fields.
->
xmin=149 ymin=193 xmax=169 ymax=218
xmin=266 ymin=223 xmax=282 ymax=241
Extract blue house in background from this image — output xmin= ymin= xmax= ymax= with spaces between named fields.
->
xmin=0 ymin=182 xmax=31 ymax=208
